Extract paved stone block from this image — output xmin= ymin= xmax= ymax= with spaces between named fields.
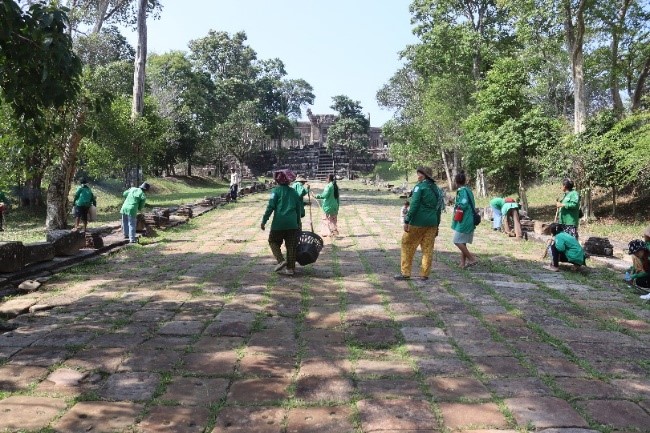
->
xmin=357 ymin=379 xmax=425 ymax=400
xmin=192 ymin=336 xmax=243 ymax=352
xmin=8 ymin=346 xmax=68 ymax=367
xmin=505 ymin=397 xmax=588 ymax=429
xmin=0 ymin=396 xmax=67 ymax=432
xmin=357 ymin=399 xmax=437 ymax=431
xmin=457 ymin=340 xmax=512 ymax=357
xmin=182 ymin=351 xmax=238 ymax=375
xmin=204 ymin=310 xmax=256 ymax=337
xmin=355 ymin=359 xmax=414 ymax=378
xmin=131 ymin=308 xmax=176 ymax=322
xmin=295 ymin=376 xmax=354 ymax=402
xmin=53 ymin=401 xmax=143 ymax=433
xmin=65 ymin=347 xmax=125 ymax=372
xmin=580 ymin=399 xmax=650 ymax=430
xmin=119 ymin=348 xmax=182 ymax=372
xmin=555 ymin=378 xmax=622 ymax=399
xmin=212 ymin=407 xmax=285 ymax=433
xmin=611 ymin=378 xmax=650 ymax=399
xmin=298 ymin=358 xmax=352 ymax=377
xmin=428 ymin=377 xmax=491 ymax=401
xmin=346 ymin=325 xmax=401 ymax=348
xmin=139 ymin=405 xmax=210 ymax=433
xmin=346 ymin=304 xmax=391 ymax=324
xmin=286 ymin=407 xmax=354 ymax=433
xmin=161 ymin=376 xmax=228 ymax=405
xmin=487 ymin=378 xmax=553 ymax=398
xmin=305 ymin=306 xmax=341 ymax=328
xmin=0 ymin=365 xmax=48 ymax=391
xmin=158 ymin=320 xmax=204 ymax=335
xmin=401 ymin=326 xmax=447 ymax=342
xmin=532 ymin=356 xmax=587 ymax=377
xmin=228 ymin=378 xmax=290 ymax=404
xmin=474 ymin=356 xmax=529 ymax=377
xmin=100 ymin=372 xmax=160 ymax=401
xmin=418 ymin=357 xmax=472 ymax=376
xmin=406 ymin=342 xmax=456 ymax=358
xmin=0 ymin=298 xmax=36 ymax=317
xmin=440 ymin=402 xmax=508 ymax=429
xmin=238 ymin=353 xmax=295 ymax=377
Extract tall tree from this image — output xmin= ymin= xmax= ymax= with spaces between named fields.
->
xmin=327 ymin=95 xmax=370 ymax=179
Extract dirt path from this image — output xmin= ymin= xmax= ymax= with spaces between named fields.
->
xmin=0 ymin=187 xmax=648 ymax=432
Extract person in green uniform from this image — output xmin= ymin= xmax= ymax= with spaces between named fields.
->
xmin=292 ymin=175 xmax=310 ymax=200
xmin=452 ymin=172 xmax=478 ymax=269
xmin=489 ymin=196 xmax=505 ymax=231
xmin=316 ymin=174 xmax=340 ymax=237
xmin=556 ymin=178 xmax=580 ymax=239
xmin=73 ymin=179 xmax=97 ymax=233
xmin=394 ymin=166 xmax=444 ymax=281
xmin=262 ymin=169 xmax=304 ymax=276
xmin=121 ymin=182 xmax=150 ymax=243
xmin=501 ymin=198 xmax=523 ymax=238
xmin=626 ymin=240 xmax=650 ymax=298
xmin=0 ymin=190 xmax=9 ymax=232
xmin=544 ymin=223 xmax=586 ymax=272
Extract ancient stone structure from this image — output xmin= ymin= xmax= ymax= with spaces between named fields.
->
xmin=263 ymin=109 xmax=388 ymax=155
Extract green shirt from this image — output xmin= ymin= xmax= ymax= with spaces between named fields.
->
xmin=451 ymin=186 xmax=476 ymax=234
xmin=405 ymin=179 xmax=440 ymax=227
xmin=555 ymin=232 xmax=586 ymax=265
xmin=120 ymin=187 xmax=147 ymax=217
xmin=489 ymin=197 xmax=505 ymax=209
xmin=74 ymin=185 xmax=96 ymax=207
xmin=0 ymin=191 xmax=8 ymax=205
xmin=316 ymin=182 xmax=339 ymax=215
xmin=292 ymin=182 xmax=309 ymax=199
xmin=262 ymin=185 xmax=304 ymax=230
xmin=559 ymin=190 xmax=580 ymax=226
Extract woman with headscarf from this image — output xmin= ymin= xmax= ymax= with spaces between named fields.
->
xmin=626 ymin=240 xmax=650 ymax=299
xmin=451 ymin=171 xmax=478 ymax=269
xmin=394 ymin=166 xmax=444 ymax=281
xmin=261 ymin=170 xmax=304 ymax=276
xmin=556 ymin=178 xmax=580 ymax=239
xmin=544 ymin=223 xmax=586 ymax=272
xmin=316 ymin=174 xmax=340 ymax=237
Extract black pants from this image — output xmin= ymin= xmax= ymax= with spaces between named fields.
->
xmin=230 ymin=184 xmax=238 ymax=201
xmin=549 ymin=244 xmax=569 ymax=267
xmin=268 ymin=229 xmax=299 ymax=270
xmin=636 ymin=276 xmax=650 ymax=288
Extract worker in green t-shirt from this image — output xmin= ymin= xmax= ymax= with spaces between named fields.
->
xmin=544 ymin=223 xmax=586 ymax=272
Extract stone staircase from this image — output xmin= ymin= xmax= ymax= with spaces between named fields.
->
xmin=316 ymin=149 xmax=335 ymax=180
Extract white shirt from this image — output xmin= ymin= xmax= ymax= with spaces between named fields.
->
xmin=230 ymin=172 xmax=241 ymax=187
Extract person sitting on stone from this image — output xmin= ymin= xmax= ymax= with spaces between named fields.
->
xmin=0 ymin=189 xmax=9 ymax=232
xmin=544 ymin=223 xmax=586 ymax=272
xmin=626 ymin=239 xmax=650 ymax=299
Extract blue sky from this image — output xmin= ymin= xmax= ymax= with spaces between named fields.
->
xmin=123 ymin=0 xmax=417 ymax=126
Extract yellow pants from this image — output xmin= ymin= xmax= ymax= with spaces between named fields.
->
xmin=401 ymin=226 xmax=438 ymax=277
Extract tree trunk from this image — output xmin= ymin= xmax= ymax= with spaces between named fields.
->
xmin=45 ymin=110 xmax=86 ymax=230
xmin=564 ymin=0 xmax=588 ymax=133
xmin=186 ymin=158 xmax=192 ymax=176
xmin=609 ymin=0 xmax=630 ymax=114
xmin=23 ymin=176 xmax=44 ymax=208
xmin=631 ymin=55 xmax=650 ymax=111
xmin=475 ymin=169 xmax=486 ymax=198
xmin=612 ymin=185 xmax=617 ymax=216
xmin=92 ymin=0 xmax=111 ymax=34
xmin=131 ymin=0 xmax=148 ymax=119
xmin=518 ymin=170 xmax=529 ymax=214
xmin=440 ymin=149 xmax=453 ymax=191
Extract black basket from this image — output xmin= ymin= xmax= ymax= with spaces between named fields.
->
xmin=296 ymin=231 xmax=324 ymax=266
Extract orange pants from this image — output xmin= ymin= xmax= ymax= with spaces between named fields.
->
xmin=400 ymin=226 xmax=438 ymax=277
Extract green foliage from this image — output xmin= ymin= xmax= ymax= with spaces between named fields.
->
xmin=0 ymin=1 xmax=82 ymax=122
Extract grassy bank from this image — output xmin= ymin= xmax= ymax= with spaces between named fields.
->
xmin=360 ymin=162 xmax=648 ymax=245
xmin=0 ymin=176 xmax=229 ymax=244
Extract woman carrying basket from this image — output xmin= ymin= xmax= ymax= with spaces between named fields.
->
xmin=316 ymin=174 xmax=340 ymax=237
xmin=261 ymin=170 xmax=304 ymax=276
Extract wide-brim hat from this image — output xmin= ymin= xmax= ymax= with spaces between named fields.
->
xmin=274 ymin=169 xmax=296 ymax=185
xmin=628 ymin=239 xmax=648 ymax=254
xmin=416 ymin=166 xmax=433 ymax=179
xmin=295 ymin=175 xmax=307 ymax=182
xmin=644 ymin=225 xmax=650 ymax=239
